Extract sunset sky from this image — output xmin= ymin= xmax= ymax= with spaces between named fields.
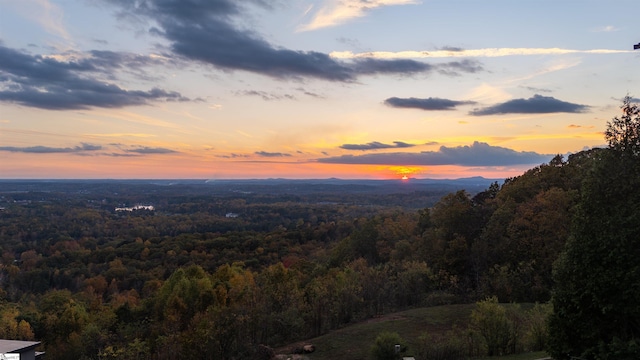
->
xmin=0 ymin=0 xmax=638 ymax=180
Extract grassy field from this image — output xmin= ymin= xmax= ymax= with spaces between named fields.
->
xmin=276 ymin=304 xmax=549 ymax=360
xmin=491 ymin=353 xmax=549 ymax=360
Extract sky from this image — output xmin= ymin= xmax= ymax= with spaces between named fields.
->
xmin=0 ymin=0 xmax=638 ymax=180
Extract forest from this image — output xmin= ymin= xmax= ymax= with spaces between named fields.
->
xmin=0 ymin=97 xmax=638 ymax=359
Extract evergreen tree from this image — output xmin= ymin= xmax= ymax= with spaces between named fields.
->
xmin=548 ymin=96 xmax=640 ymax=359
xmin=605 ymin=95 xmax=640 ymax=156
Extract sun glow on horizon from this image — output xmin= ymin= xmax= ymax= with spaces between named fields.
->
xmin=386 ymin=166 xmax=424 ymax=179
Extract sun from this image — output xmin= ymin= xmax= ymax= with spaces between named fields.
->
xmin=386 ymin=166 xmax=422 ymax=180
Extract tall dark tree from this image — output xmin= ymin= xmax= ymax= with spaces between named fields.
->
xmin=605 ymin=95 xmax=640 ymax=156
xmin=548 ymin=96 xmax=640 ymax=359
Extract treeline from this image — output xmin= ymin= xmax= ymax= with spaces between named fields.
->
xmin=0 ymin=148 xmax=601 ymax=359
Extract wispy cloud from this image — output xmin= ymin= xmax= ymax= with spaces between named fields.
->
xmin=237 ymin=90 xmax=295 ymax=101
xmin=216 ymin=153 xmax=251 ymax=159
xmin=299 ymin=0 xmax=419 ymax=31
xmin=505 ymin=58 xmax=582 ymax=84
xmin=125 ymin=147 xmax=178 ymax=154
xmin=567 ymin=124 xmax=595 ymax=129
xmin=521 ymin=86 xmax=552 ymax=93
xmin=85 ymin=133 xmax=157 ymax=138
xmin=4 ymin=0 xmax=73 ymax=47
xmin=0 ymin=143 xmax=184 ymax=156
xmin=0 ymin=143 xmax=102 ymax=153
xmin=340 ymin=141 xmax=415 ymax=151
xmin=255 ymin=151 xmax=292 ymax=157
xmin=330 ymin=47 xmax=633 ymax=59
xmin=592 ymin=25 xmax=619 ymax=32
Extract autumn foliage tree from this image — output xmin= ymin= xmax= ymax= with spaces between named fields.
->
xmin=0 ymin=130 xmax=625 ymax=359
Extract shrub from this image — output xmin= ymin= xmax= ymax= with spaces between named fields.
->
xmin=470 ymin=296 xmax=511 ymax=356
xmin=370 ymin=331 xmax=407 ymax=360
xmin=523 ymin=302 xmax=551 ymax=351
xmin=416 ymin=329 xmax=469 ymax=360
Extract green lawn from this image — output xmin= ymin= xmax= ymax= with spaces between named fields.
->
xmin=281 ymin=304 xmax=472 ymax=359
xmin=276 ymin=304 xmax=550 ymax=360
xmin=484 ymin=352 xmax=549 ymax=360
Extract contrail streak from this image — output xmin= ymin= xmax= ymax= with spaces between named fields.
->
xmin=330 ymin=48 xmax=633 ymax=59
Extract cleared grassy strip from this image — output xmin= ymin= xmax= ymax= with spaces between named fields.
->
xmin=278 ymin=304 xmax=549 ymax=360
xmin=487 ymin=352 xmax=549 ymax=360
xmin=279 ymin=304 xmax=473 ymax=359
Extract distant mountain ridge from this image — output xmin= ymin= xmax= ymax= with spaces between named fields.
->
xmin=0 ymin=177 xmax=502 ymax=201
xmin=202 ymin=176 xmax=502 ymax=194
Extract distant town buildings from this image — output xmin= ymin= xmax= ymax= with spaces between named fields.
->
xmin=115 ymin=205 xmax=155 ymax=212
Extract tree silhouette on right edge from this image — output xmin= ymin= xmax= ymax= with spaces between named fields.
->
xmin=548 ymin=96 xmax=640 ymax=359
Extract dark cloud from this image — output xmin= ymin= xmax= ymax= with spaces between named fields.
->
xmin=609 ymin=96 xmax=640 ymax=106
xmin=437 ymin=59 xmax=483 ymax=75
xmin=340 ymin=141 xmax=416 ymax=151
xmin=351 ymin=58 xmax=432 ymax=75
xmin=255 ymin=151 xmax=292 ymax=157
xmin=111 ymin=0 xmax=355 ymax=81
xmin=318 ymin=141 xmax=551 ymax=166
xmin=384 ymin=97 xmax=476 ymax=110
xmin=78 ymin=143 xmax=103 ymax=151
xmin=125 ymin=147 xmax=178 ymax=154
xmin=392 ymin=141 xmax=414 ymax=148
xmin=101 ymin=0 xmax=482 ymax=81
xmin=168 ymin=21 xmax=355 ymax=81
xmin=0 ymin=143 xmax=102 ymax=153
xmin=470 ymin=94 xmax=589 ymax=116
xmin=0 ymin=45 xmax=189 ymax=110
xmin=439 ymin=46 xmax=464 ymax=52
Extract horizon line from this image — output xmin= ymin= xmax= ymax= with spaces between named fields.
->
xmin=0 ymin=176 xmax=505 ymax=181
